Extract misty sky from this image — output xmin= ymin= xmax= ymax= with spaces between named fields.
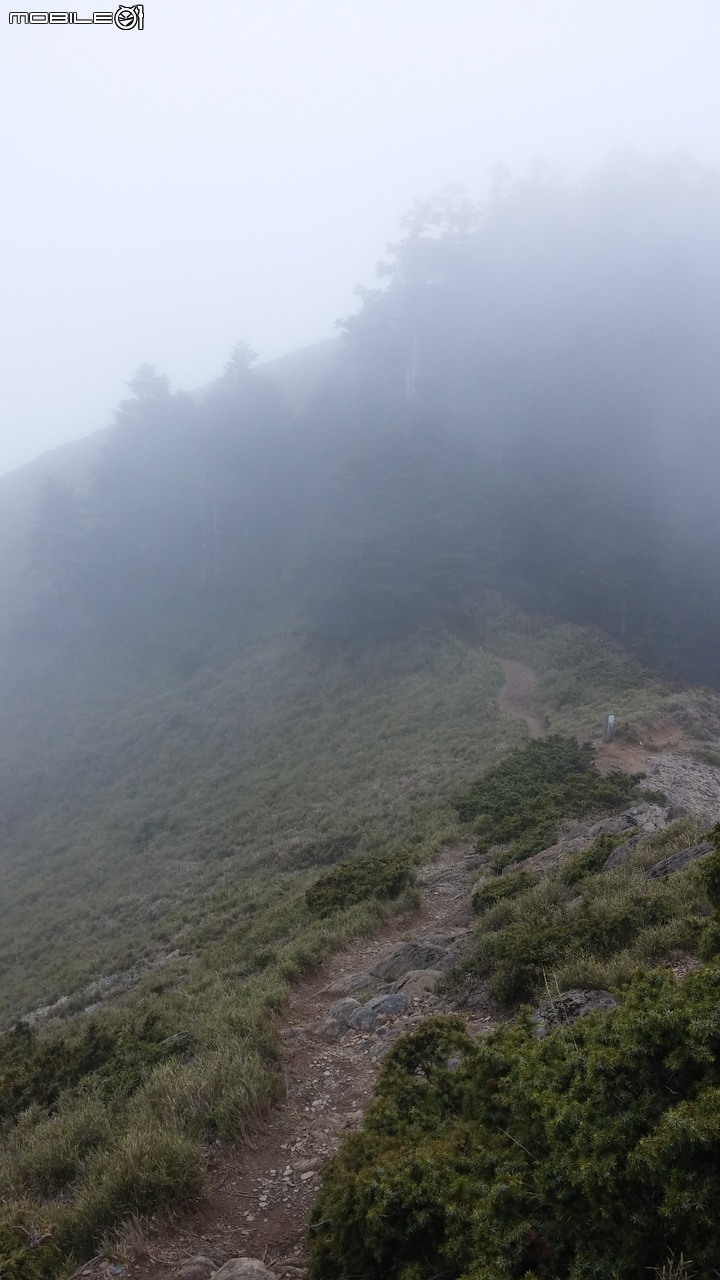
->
xmin=2 ymin=0 xmax=720 ymax=476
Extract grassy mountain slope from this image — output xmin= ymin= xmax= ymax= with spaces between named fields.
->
xmin=0 ymin=595 xmax=694 ymax=1280
xmin=4 ymin=154 xmax=720 ymax=1276
xmin=0 ymin=594 xmax=677 ymax=1025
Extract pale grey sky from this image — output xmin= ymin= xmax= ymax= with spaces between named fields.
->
xmin=2 ymin=0 xmax=720 ymax=475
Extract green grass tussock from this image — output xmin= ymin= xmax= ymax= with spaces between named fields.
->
xmin=461 ymin=816 xmax=711 ymax=1004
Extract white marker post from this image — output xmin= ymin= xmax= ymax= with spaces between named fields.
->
xmin=603 ymin=713 xmax=615 ymax=744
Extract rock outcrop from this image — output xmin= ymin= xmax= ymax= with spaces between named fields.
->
xmin=646 ymin=841 xmax=713 ymax=879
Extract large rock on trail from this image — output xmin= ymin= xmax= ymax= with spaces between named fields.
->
xmin=347 ymin=992 xmax=409 ymax=1032
xmin=394 ymin=968 xmax=443 ymax=997
xmin=323 ymin=970 xmax=374 ymax=996
xmin=315 ymin=997 xmax=362 ymax=1041
xmin=370 ymin=934 xmax=466 ymax=982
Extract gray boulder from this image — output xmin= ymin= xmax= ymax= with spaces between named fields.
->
xmin=323 ymin=970 xmax=374 ymax=996
xmin=178 ymin=1259 xmax=218 ymax=1280
xmin=348 ymin=992 xmax=409 ymax=1032
xmin=394 ymin=968 xmax=442 ymax=997
xmin=315 ymin=997 xmax=361 ymax=1041
xmin=370 ymin=941 xmax=449 ymax=982
xmin=212 ymin=1263 xmax=278 ymax=1280
xmin=328 ymin=997 xmax=362 ymax=1024
xmin=624 ymin=803 xmax=670 ymax=832
xmin=646 ymin=841 xmax=713 ymax=879
xmin=602 ymin=834 xmax=643 ymax=871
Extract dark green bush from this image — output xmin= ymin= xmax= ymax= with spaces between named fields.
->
xmin=556 ymin=831 xmax=627 ymax=886
xmin=455 ymin=734 xmax=641 ymax=862
xmin=309 ymin=966 xmax=720 ymax=1279
xmin=0 ymin=1012 xmax=186 ymax=1125
xmin=472 ymin=870 xmax=536 ymax=915
xmin=0 ymin=1216 xmax=65 ymax=1280
xmin=697 ymin=823 xmax=720 ymax=959
xmin=305 ymin=853 xmax=413 ymax=917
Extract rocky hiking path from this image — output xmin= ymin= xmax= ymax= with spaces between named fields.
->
xmin=106 ymin=659 xmax=720 ymax=1280
xmin=130 ymin=841 xmax=491 ymax=1280
xmin=115 ymin=660 xmax=543 ymax=1280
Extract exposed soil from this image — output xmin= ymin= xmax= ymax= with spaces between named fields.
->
xmin=597 ymin=724 xmax=720 ymax=823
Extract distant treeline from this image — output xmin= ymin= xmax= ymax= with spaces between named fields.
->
xmin=17 ymin=153 xmax=720 ymax=684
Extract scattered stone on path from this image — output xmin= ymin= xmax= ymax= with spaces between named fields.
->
xmin=212 ymin=1261 xmax=278 ymax=1280
xmin=646 ymin=841 xmax=713 ymax=879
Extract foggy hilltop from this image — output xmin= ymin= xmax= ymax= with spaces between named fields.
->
xmin=6 ymin=152 xmax=720 ymax=1280
xmin=3 ymin=153 xmax=720 ymax=687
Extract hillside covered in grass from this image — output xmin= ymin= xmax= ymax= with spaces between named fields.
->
xmin=3 ymin=152 xmax=720 ymax=1277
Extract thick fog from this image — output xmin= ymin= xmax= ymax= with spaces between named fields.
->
xmin=3 ymin=0 xmax=720 ymax=475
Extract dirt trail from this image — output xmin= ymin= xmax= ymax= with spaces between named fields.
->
xmin=496 ymin=658 xmax=546 ymax=739
xmin=494 ymin=658 xmax=719 ymax=821
xmin=597 ymin=731 xmax=720 ymax=822
xmin=113 ymin=661 xmax=718 ymax=1280
xmin=131 ymin=841 xmax=490 ymax=1280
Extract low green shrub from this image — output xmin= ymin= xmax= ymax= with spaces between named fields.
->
xmin=0 ymin=1011 xmax=187 ymax=1126
xmin=305 ymin=853 xmax=414 ymax=917
xmin=455 ymin=734 xmax=642 ymax=862
xmin=309 ymin=965 xmax=720 ymax=1279
xmin=0 ymin=1215 xmax=66 ymax=1280
xmin=556 ymin=831 xmax=628 ymax=886
xmin=462 ymin=820 xmax=712 ymax=1005
xmin=472 ymin=869 xmax=536 ymax=914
